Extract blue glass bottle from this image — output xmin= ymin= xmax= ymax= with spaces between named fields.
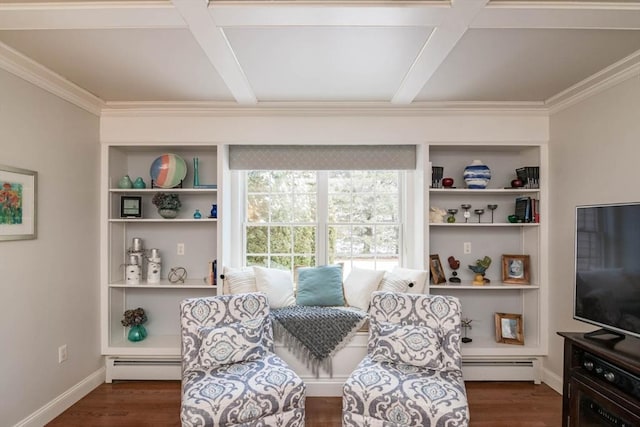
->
xmin=210 ymin=204 xmax=217 ymax=218
xmin=193 ymin=209 xmax=202 ymax=219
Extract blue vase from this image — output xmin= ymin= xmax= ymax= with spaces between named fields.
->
xmin=128 ymin=324 xmax=147 ymax=342
xmin=193 ymin=209 xmax=202 ymax=219
xmin=210 ymin=204 xmax=217 ymax=218
xmin=463 ymin=160 xmax=491 ymax=189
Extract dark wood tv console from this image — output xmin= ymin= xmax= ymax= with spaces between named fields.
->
xmin=558 ymin=332 xmax=640 ymax=427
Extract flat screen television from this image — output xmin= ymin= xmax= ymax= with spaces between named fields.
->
xmin=574 ymin=202 xmax=640 ymax=340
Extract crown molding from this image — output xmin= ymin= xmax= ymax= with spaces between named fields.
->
xmin=102 ymin=100 xmax=548 ymax=117
xmin=546 ymin=50 xmax=640 ymax=115
xmin=0 ymin=42 xmax=104 ymax=116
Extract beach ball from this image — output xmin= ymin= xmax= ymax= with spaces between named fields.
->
xmin=150 ymin=154 xmax=187 ymax=188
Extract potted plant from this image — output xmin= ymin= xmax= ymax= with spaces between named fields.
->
xmin=121 ymin=307 xmax=148 ymax=342
xmin=152 ymin=192 xmax=181 ymax=219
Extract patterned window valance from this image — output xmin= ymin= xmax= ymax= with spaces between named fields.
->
xmin=229 ymin=145 xmax=416 ymax=170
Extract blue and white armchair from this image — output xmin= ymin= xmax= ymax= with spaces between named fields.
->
xmin=181 ymin=293 xmax=306 ymax=426
xmin=343 ymin=291 xmax=469 ymax=426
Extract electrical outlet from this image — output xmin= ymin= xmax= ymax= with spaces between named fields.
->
xmin=177 ymin=243 xmax=185 ymax=255
xmin=464 ymin=242 xmax=472 ymax=254
xmin=58 ymin=344 xmax=68 ymax=363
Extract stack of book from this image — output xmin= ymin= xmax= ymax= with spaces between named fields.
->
xmin=515 ymin=166 xmax=540 ymax=189
xmin=515 ymin=196 xmax=540 ymax=223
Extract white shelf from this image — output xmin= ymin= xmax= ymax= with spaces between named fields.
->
xmin=109 ymin=218 xmax=217 ymax=223
xmin=109 ymin=279 xmax=217 ymax=289
xmin=430 ymin=222 xmax=539 ymax=227
xmin=430 ymin=282 xmax=539 ymax=290
xmin=109 ymin=334 xmax=181 ymax=356
xmin=109 ymin=188 xmax=216 ymax=194
xmin=429 ymin=188 xmax=539 ymax=195
xmin=459 ymin=336 xmax=545 ymax=357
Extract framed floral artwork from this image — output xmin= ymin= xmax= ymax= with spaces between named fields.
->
xmin=0 ymin=165 xmax=37 ymax=241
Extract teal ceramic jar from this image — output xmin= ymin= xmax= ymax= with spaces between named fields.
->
xmin=118 ymin=175 xmax=133 ymax=189
xmin=133 ymin=177 xmax=146 ymax=188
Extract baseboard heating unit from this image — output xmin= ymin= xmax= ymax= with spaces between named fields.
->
xmin=105 ymin=357 xmax=181 ymax=383
xmin=462 ymin=357 xmax=542 ymax=384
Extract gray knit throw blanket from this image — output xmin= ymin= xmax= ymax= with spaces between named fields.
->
xmin=271 ymin=305 xmax=367 ymax=377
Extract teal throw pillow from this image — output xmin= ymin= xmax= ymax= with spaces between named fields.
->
xmin=296 ymin=265 xmax=345 ymax=306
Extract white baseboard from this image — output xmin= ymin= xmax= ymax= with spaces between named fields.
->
xmin=13 ymin=367 xmax=106 ymax=427
xmin=542 ymin=367 xmax=564 ymax=395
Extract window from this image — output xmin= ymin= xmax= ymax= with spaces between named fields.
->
xmin=244 ymin=170 xmax=402 ymax=275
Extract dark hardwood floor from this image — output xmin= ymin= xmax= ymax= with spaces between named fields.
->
xmin=47 ymin=380 xmax=562 ymax=426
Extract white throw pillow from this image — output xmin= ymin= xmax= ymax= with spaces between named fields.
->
xmin=343 ymin=267 xmax=385 ymax=311
xmin=253 ymin=266 xmax=296 ymax=309
xmin=392 ymin=267 xmax=428 ymax=294
xmin=224 ymin=268 xmax=257 ymax=294
xmin=378 ymin=271 xmax=411 ymax=293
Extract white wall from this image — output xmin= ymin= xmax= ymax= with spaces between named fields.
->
xmin=547 ymin=74 xmax=640 ymax=379
xmin=0 ymin=69 xmax=101 ymax=425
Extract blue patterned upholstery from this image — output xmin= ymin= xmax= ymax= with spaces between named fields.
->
xmin=181 ymin=293 xmax=305 ymax=426
xmin=343 ymin=291 xmax=469 ymax=426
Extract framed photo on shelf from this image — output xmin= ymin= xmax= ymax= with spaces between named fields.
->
xmin=502 ymin=254 xmax=530 ymax=284
xmin=0 ymin=164 xmax=37 ymax=241
xmin=429 ymin=254 xmax=446 ymax=284
xmin=494 ymin=312 xmax=524 ymax=345
xmin=120 ymin=196 xmax=142 ymax=218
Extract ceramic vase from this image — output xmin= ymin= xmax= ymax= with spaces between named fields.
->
xmin=210 ymin=204 xmax=217 ymax=218
xmin=158 ymin=208 xmax=178 ymax=219
xmin=133 ymin=177 xmax=146 ymax=189
xmin=463 ymin=160 xmax=491 ymax=189
xmin=118 ymin=175 xmax=133 ymax=189
xmin=128 ymin=324 xmax=147 ymax=342
xmin=193 ymin=157 xmax=200 ymax=187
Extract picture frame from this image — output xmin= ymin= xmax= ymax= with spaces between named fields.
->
xmin=120 ymin=196 xmax=142 ymax=218
xmin=502 ymin=254 xmax=530 ymax=284
xmin=429 ymin=254 xmax=447 ymax=284
xmin=494 ymin=312 xmax=524 ymax=345
xmin=0 ymin=164 xmax=37 ymax=241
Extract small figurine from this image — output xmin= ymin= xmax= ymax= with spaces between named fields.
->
xmin=461 ymin=318 xmax=473 ymax=343
xmin=429 ymin=207 xmax=447 ymax=223
xmin=469 ymin=256 xmax=492 ymax=285
xmin=448 ymin=256 xmax=461 ymax=283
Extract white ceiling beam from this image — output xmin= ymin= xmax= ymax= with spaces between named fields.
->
xmin=391 ymin=0 xmax=489 ymax=105
xmin=210 ymin=3 xmax=448 ymax=27
xmin=0 ymin=1 xmax=184 ymax=30
xmin=473 ymin=3 xmax=640 ymax=30
xmin=172 ymin=0 xmax=256 ymax=105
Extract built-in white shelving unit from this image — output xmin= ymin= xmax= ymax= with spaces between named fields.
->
xmin=426 ymin=144 xmax=548 ymax=382
xmin=101 ymin=144 xmax=224 ymax=381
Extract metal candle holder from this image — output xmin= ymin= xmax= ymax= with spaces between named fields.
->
xmin=461 ymin=204 xmax=472 ymax=223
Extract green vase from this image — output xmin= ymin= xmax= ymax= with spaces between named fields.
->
xmin=128 ymin=324 xmax=147 ymax=342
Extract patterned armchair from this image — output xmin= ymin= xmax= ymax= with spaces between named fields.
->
xmin=343 ymin=291 xmax=469 ymax=426
xmin=181 ymin=293 xmax=306 ymax=427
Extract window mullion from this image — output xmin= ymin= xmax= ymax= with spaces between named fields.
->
xmin=317 ymin=171 xmax=328 ymax=265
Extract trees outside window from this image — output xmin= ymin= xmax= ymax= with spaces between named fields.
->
xmin=245 ymin=170 xmax=402 ymax=276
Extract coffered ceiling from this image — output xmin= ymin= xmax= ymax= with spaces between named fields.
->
xmin=0 ymin=0 xmax=639 ymax=113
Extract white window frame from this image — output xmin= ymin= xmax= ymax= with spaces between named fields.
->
xmin=239 ymin=170 xmax=405 ymax=272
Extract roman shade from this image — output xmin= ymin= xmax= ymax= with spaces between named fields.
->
xmin=229 ymin=145 xmax=416 ymax=170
